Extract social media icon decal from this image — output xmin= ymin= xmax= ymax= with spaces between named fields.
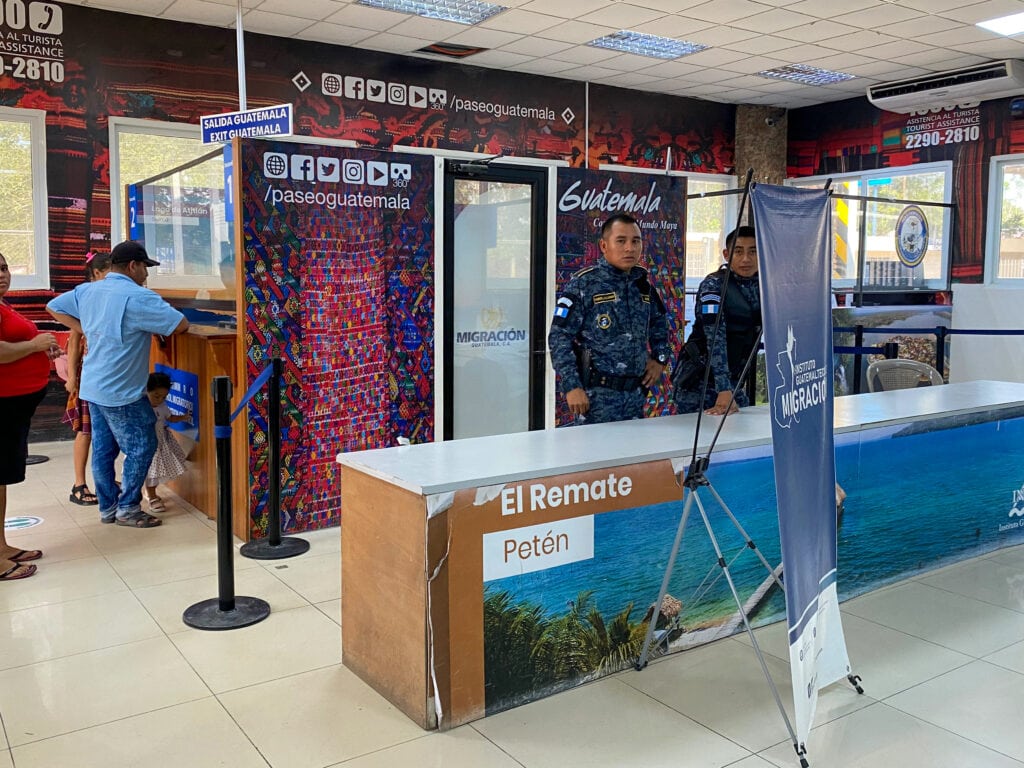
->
xmin=344 ymin=76 xmax=365 ymax=99
xmin=388 ymin=83 xmax=407 ymax=105
xmin=342 ymin=159 xmax=365 ymax=184
xmin=367 ymin=161 xmax=389 ymax=186
xmin=409 ymin=86 xmax=427 ymax=108
xmin=367 ymin=80 xmax=386 ymax=102
xmin=429 ymin=88 xmax=448 ymax=108
xmin=263 ymin=152 xmax=289 ymax=179
xmin=322 ymin=73 xmax=343 ymax=96
xmin=390 ymin=163 xmax=412 ymax=181
xmin=291 ymin=155 xmax=316 ymax=182
xmin=317 ymin=157 xmax=341 ymax=182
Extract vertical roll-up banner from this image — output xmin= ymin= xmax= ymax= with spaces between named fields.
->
xmin=750 ymin=184 xmax=852 ymax=747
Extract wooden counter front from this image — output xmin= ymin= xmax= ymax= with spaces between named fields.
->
xmin=152 ymin=325 xmax=250 ymax=541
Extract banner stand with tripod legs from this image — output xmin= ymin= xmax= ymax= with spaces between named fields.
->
xmin=633 ymin=175 xmax=864 ymax=768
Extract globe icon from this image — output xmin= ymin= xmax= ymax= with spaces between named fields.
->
xmin=323 ymin=74 xmax=341 ymax=95
xmin=264 ymin=154 xmax=287 ymax=177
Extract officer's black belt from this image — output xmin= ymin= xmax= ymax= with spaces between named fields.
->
xmin=590 ymin=371 xmax=644 ymax=391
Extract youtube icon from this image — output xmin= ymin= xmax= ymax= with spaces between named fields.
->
xmin=367 ymin=160 xmax=389 ymax=186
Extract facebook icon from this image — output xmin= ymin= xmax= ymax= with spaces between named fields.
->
xmin=344 ymin=76 xmax=365 ymax=99
xmin=291 ymin=155 xmax=315 ymax=181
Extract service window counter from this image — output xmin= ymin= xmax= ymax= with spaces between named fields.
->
xmin=338 ymin=381 xmax=1024 ymax=730
xmin=151 ymin=325 xmax=248 ymax=540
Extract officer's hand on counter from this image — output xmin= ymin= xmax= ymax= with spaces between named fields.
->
xmin=642 ymin=357 xmax=666 ymax=388
xmin=566 ymin=387 xmax=590 ymax=416
xmin=705 ymin=390 xmax=739 ymax=416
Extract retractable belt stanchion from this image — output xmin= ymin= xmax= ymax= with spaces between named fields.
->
xmin=183 ymin=376 xmax=270 ymax=631
xmin=241 ymin=356 xmax=310 ymax=560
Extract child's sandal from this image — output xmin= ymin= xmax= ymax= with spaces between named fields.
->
xmin=147 ymin=498 xmax=167 ymax=513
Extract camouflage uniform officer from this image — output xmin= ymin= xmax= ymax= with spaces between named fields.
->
xmin=549 ymin=213 xmax=671 ymax=424
xmin=674 ymin=226 xmax=760 ymax=416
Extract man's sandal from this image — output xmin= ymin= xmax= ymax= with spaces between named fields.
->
xmin=115 ymin=512 xmax=162 ymax=528
xmin=69 ymin=485 xmax=99 ymax=505
xmin=0 ymin=563 xmax=37 ymax=581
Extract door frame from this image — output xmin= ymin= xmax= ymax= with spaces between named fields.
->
xmin=441 ymin=160 xmax=550 ymax=441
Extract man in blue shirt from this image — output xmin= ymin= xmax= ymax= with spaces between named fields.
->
xmin=48 ymin=241 xmax=188 ymax=527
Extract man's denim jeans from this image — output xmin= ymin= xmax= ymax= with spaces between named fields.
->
xmin=90 ymin=397 xmax=156 ymax=521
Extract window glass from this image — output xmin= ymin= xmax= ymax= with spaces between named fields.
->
xmin=787 ymin=163 xmax=951 ymax=291
xmin=0 ymin=108 xmax=47 ymax=288
xmin=110 ymin=120 xmax=228 ymax=293
xmin=988 ymin=157 xmax=1024 ymax=281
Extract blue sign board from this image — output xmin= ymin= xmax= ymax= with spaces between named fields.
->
xmin=128 ymin=184 xmax=140 ymax=240
xmin=223 ymin=143 xmax=234 ymax=223
xmin=154 ymin=364 xmax=200 ymax=442
xmin=200 ymin=104 xmax=293 ymax=145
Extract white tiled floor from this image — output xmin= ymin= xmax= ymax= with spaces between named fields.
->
xmin=3 ymin=440 xmax=1024 ymax=768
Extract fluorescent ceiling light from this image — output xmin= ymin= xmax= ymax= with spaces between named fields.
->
xmin=757 ymin=64 xmax=855 ymax=86
xmin=977 ymin=12 xmax=1024 ymax=36
xmin=356 ymin=0 xmax=506 ymax=25
xmin=587 ymin=30 xmax=707 ymax=60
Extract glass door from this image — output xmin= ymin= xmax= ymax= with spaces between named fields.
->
xmin=443 ymin=163 xmax=548 ymax=440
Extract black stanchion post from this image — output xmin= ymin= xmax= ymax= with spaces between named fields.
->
xmin=883 ymin=341 xmax=899 ymax=359
xmin=852 ymin=324 xmax=864 ymax=395
xmin=183 ymin=376 xmax=270 ymax=630
xmin=240 ymin=358 xmax=310 ymax=560
xmin=935 ymin=325 xmax=948 ymax=378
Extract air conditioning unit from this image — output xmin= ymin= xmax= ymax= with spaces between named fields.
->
xmin=867 ymin=60 xmax=1024 ymax=114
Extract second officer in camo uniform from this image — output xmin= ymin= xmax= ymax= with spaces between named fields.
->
xmin=548 ymin=213 xmax=671 ymax=424
xmin=673 ymin=226 xmax=761 ymax=416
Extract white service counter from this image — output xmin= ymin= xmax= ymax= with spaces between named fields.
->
xmin=337 ymin=381 xmax=1024 ymax=729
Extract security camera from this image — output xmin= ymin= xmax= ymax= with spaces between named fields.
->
xmin=765 ymin=117 xmax=776 ymax=127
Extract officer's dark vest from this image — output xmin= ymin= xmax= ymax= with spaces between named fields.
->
xmin=689 ymin=267 xmax=761 ymax=382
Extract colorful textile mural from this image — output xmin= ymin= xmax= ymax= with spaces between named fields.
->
xmin=589 ymin=84 xmax=735 ymax=173
xmin=239 ymin=140 xmax=434 ymax=534
xmin=553 ymin=168 xmax=688 ymax=423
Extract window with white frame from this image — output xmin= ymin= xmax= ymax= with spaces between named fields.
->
xmin=788 ymin=162 xmax=952 ymax=292
xmin=0 ymin=107 xmax=48 ymax=289
xmin=986 ymin=154 xmax=1024 ymax=282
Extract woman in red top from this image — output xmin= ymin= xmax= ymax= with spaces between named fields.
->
xmin=0 ymin=252 xmax=58 ymax=581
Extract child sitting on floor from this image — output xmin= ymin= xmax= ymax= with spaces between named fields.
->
xmin=144 ymin=372 xmax=189 ymax=512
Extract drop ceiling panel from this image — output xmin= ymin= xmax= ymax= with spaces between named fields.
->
xmin=161 ymin=0 xmax=237 ymax=26
xmin=479 ymin=9 xmax=562 ymax=34
xmin=941 ymin=0 xmax=1024 ymax=25
xmin=256 ymin=0 xmax=341 ymax=20
xmin=730 ymin=7 xmax=818 ymax=34
xmin=831 ymin=4 xmax=924 ymax=29
xmin=686 ymin=0 xmax=777 ymax=24
xmin=536 ymin=19 xmax=617 ymax=44
xmin=323 ymin=4 xmax=407 ymax=31
xmin=497 ymin=36 xmax=574 ymax=57
xmin=443 ymin=27 xmax=523 ymax=47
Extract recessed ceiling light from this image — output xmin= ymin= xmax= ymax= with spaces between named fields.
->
xmin=587 ymin=31 xmax=707 ymax=60
xmin=356 ymin=0 xmax=506 ymax=25
xmin=756 ymin=64 xmax=855 ymax=86
xmin=977 ymin=12 xmax=1024 ymax=36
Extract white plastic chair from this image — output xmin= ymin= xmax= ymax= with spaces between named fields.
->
xmin=865 ymin=359 xmax=944 ymax=393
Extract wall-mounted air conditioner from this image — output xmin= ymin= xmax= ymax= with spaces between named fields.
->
xmin=867 ymin=60 xmax=1024 ymax=114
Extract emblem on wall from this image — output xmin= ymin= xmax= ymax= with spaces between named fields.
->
xmin=894 ymin=205 xmax=929 ymax=267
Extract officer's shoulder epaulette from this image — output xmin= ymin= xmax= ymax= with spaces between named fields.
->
xmin=573 ymin=265 xmax=596 ymax=278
